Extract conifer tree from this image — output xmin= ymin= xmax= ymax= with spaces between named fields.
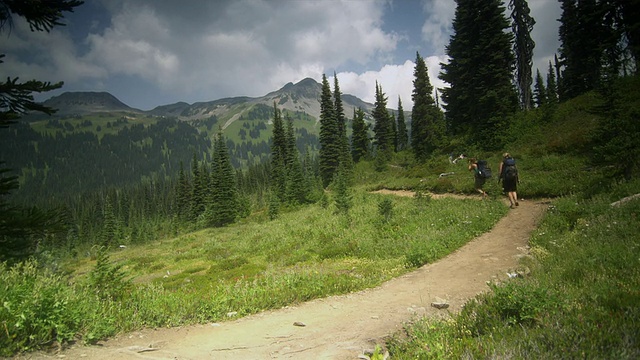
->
xmin=319 ymin=74 xmax=339 ymax=187
xmin=270 ymin=103 xmax=287 ymax=200
xmin=284 ymin=114 xmax=307 ymax=204
xmin=533 ymin=69 xmax=547 ymax=107
xmin=546 ymin=60 xmax=558 ymax=104
xmin=440 ymin=0 xmax=517 ymax=150
xmin=209 ymin=131 xmax=238 ymax=227
xmin=334 ymin=75 xmax=353 ymax=175
xmin=350 ymin=108 xmax=370 ymax=163
xmin=0 ymin=0 xmax=82 ymax=260
xmin=411 ymin=52 xmax=446 ymax=161
xmin=372 ymin=82 xmax=393 ymax=157
xmin=509 ymin=0 xmax=536 ymax=110
xmin=396 ymin=97 xmax=408 ymax=151
xmin=189 ymin=153 xmax=205 ymax=220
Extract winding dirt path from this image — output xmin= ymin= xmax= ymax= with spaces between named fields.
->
xmin=21 ymin=195 xmax=547 ymax=360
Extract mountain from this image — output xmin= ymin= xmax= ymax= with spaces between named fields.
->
xmin=39 ymin=78 xmax=375 ymax=123
xmin=42 ymin=91 xmax=141 ymax=115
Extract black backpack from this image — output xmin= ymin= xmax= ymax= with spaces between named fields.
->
xmin=476 ymin=160 xmax=492 ymax=178
xmin=503 ymin=158 xmax=518 ymax=180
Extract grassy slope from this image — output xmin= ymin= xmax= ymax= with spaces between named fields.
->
xmin=383 ymin=84 xmax=640 ymax=358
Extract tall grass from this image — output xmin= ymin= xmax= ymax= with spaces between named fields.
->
xmin=0 ymin=189 xmax=506 ymax=356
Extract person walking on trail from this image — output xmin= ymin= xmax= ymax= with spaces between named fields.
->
xmin=499 ymin=152 xmax=519 ymax=208
xmin=468 ymin=158 xmax=488 ymax=198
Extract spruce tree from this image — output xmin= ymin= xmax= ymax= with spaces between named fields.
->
xmin=372 ymin=82 xmax=393 ymax=157
xmin=509 ymin=0 xmax=536 ymax=110
xmin=189 ymin=153 xmax=205 ymax=220
xmin=319 ymin=74 xmax=340 ymax=187
xmin=546 ymin=60 xmax=558 ymax=104
xmin=270 ymin=102 xmax=287 ymax=200
xmin=209 ymin=131 xmax=238 ymax=227
xmin=334 ymin=75 xmax=353 ymax=175
xmin=533 ymin=69 xmax=547 ymax=107
xmin=440 ymin=0 xmax=517 ymax=150
xmin=396 ymin=98 xmax=408 ymax=151
xmin=350 ymin=108 xmax=370 ymax=163
xmin=411 ymin=52 xmax=445 ymax=161
xmin=284 ymin=114 xmax=307 ymax=204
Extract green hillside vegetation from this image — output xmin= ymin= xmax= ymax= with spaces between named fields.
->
xmin=1 ymin=76 xmax=639 ymax=357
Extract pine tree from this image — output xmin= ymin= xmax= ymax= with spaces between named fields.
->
xmin=509 ymin=0 xmax=536 ymax=110
xmin=440 ymin=0 xmax=517 ymax=150
xmin=411 ymin=52 xmax=446 ymax=161
xmin=334 ymin=75 xmax=353 ymax=175
xmin=0 ymin=0 xmax=82 ymax=260
xmin=319 ymin=74 xmax=340 ymax=187
xmin=270 ymin=102 xmax=287 ymax=200
xmin=189 ymin=153 xmax=205 ymax=220
xmin=350 ymin=108 xmax=370 ymax=163
xmin=209 ymin=131 xmax=238 ymax=227
xmin=372 ymin=82 xmax=393 ymax=157
xmin=533 ymin=69 xmax=547 ymax=107
xmin=396 ymin=98 xmax=408 ymax=151
xmin=546 ymin=60 xmax=558 ymax=104
xmin=284 ymin=114 xmax=307 ymax=204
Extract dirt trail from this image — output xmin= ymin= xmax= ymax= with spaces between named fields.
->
xmin=22 ymin=195 xmax=547 ymax=360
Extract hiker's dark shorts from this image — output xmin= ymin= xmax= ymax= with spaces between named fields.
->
xmin=474 ymin=176 xmax=486 ymax=189
xmin=503 ymin=178 xmax=517 ymax=192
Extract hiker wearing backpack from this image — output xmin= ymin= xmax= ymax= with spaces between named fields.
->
xmin=498 ymin=152 xmax=519 ymax=208
xmin=468 ymin=158 xmax=489 ymax=198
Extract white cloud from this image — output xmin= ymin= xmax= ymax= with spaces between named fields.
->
xmin=78 ymin=0 xmax=400 ymax=103
xmin=335 ymin=55 xmax=448 ymax=110
xmin=420 ymin=0 xmax=455 ymax=55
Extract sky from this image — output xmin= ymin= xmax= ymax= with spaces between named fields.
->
xmin=2 ymin=0 xmax=562 ymax=111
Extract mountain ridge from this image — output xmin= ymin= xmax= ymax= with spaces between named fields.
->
xmin=40 ymin=78 xmax=377 ymax=122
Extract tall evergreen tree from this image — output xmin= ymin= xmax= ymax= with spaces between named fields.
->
xmin=319 ymin=74 xmax=340 ymax=187
xmin=284 ymin=114 xmax=307 ymax=204
xmin=209 ymin=131 xmax=238 ymax=227
xmin=0 ymin=0 xmax=82 ymax=260
xmin=533 ymin=69 xmax=547 ymax=107
xmin=189 ymin=153 xmax=205 ymax=220
xmin=350 ymin=108 xmax=370 ymax=163
xmin=333 ymin=74 xmax=353 ymax=174
xmin=396 ymin=97 xmax=408 ymax=151
xmin=509 ymin=0 xmax=536 ymax=110
xmin=546 ymin=60 xmax=558 ymax=104
xmin=411 ymin=52 xmax=445 ymax=161
xmin=372 ymin=82 xmax=393 ymax=157
xmin=440 ymin=0 xmax=517 ymax=150
xmin=270 ymin=102 xmax=287 ymax=200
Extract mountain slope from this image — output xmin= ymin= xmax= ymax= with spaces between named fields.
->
xmin=40 ymin=78 xmax=375 ymax=123
xmin=42 ymin=91 xmax=141 ymax=115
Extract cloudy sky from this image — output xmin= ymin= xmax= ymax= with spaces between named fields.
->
xmin=2 ymin=0 xmax=561 ymax=111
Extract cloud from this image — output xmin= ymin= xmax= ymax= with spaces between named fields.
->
xmin=420 ymin=0 xmax=455 ymax=54
xmin=79 ymin=0 xmax=401 ymax=104
xmin=335 ymin=55 xmax=448 ymax=110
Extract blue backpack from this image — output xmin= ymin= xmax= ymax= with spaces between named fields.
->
xmin=476 ymin=160 xmax=492 ymax=178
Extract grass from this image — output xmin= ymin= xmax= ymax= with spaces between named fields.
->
xmin=386 ymin=181 xmax=640 ymax=358
xmin=0 ymin=189 xmax=506 ymax=356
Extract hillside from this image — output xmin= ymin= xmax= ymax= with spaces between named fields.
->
xmin=34 ymin=78 xmax=377 ymax=124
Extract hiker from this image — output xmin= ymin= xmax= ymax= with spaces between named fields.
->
xmin=498 ymin=152 xmax=519 ymax=208
xmin=468 ymin=158 xmax=488 ymax=198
